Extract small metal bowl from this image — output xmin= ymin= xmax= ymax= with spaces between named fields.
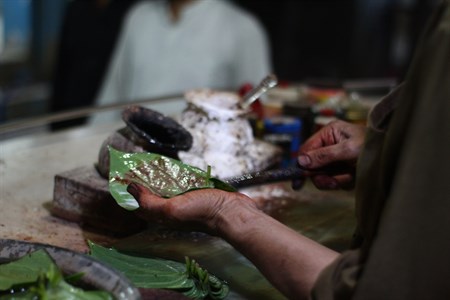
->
xmin=0 ymin=239 xmax=141 ymax=299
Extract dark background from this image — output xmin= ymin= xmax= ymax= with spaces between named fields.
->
xmin=234 ymin=0 xmax=439 ymax=82
xmin=0 ymin=0 xmax=441 ymax=123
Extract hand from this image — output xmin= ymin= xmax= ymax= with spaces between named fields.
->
xmin=127 ymin=183 xmax=257 ymax=234
xmin=298 ymin=120 xmax=366 ymax=190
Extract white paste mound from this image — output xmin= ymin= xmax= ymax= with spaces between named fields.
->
xmin=178 ymin=89 xmax=280 ymax=179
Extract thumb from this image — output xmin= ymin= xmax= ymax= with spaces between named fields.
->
xmin=127 ymin=182 xmax=143 ymax=200
xmin=127 ymin=183 xmax=167 ymax=222
xmin=127 ymin=183 xmax=161 ymax=209
xmin=298 ymin=144 xmax=343 ymax=169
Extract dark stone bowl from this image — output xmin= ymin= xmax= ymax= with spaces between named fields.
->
xmin=97 ymin=106 xmax=193 ymax=178
xmin=122 ymin=105 xmax=192 ymax=153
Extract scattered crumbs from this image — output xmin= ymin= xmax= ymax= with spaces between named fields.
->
xmin=243 ymin=184 xmax=290 ymax=200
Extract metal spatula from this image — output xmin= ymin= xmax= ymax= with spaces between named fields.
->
xmin=240 ymin=74 xmax=278 ymax=110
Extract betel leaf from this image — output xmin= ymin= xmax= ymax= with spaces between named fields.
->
xmin=0 ymin=249 xmax=112 ymax=300
xmin=88 ymin=241 xmax=229 ymax=300
xmin=108 ymin=147 xmax=236 ymax=210
xmin=0 ymin=249 xmax=53 ymax=290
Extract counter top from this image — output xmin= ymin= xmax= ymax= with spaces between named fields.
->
xmin=0 ymin=111 xmax=356 ymax=299
xmin=0 ymin=98 xmax=189 ymax=251
xmin=0 ymin=118 xmax=356 ymax=250
xmin=0 ymin=121 xmax=125 ymax=252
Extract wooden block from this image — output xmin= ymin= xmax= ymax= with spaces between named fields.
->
xmin=52 ymin=166 xmax=146 ymax=236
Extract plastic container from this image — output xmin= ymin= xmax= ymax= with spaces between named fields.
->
xmin=263 ymin=116 xmax=302 ymax=167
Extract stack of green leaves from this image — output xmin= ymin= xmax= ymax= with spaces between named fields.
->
xmin=0 ymin=249 xmax=112 ymax=299
xmin=89 ymin=242 xmax=229 ymax=299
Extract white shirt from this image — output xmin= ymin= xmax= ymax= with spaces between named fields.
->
xmin=93 ymin=0 xmax=271 ymax=122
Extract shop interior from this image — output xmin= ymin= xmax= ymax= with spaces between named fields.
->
xmin=0 ymin=0 xmax=438 ymax=127
xmin=0 ymin=1 xmax=444 ymax=299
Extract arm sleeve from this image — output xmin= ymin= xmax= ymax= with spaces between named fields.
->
xmin=351 ymin=3 xmax=450 ymax=298
xmin=313 ymin=2 xmax=450 ymax=299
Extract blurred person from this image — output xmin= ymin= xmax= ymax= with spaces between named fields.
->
xmin=126 ymin=0 xmax=450 ymax=299
xmin=92 ymin=0 xmax=271 ymax=123
xmin=49 ymin=0 xmax=138 ymax=130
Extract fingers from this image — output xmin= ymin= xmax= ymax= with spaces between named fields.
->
xmin=334 ymin=173 xmax=356 ymax=190
xmin=310 ymin=173 xmax=355 ymax=190
xmin=298 ymin=122 xmax=342 ymax=168
xmin=126 ymin=183 xmax=229 ymax=229
xmin=298 ymin=143 xmax=352 ymax=169
xmin=299 ymin=120 xmax=365 ymax=169
xmin=299 ymin=125 xmax=333 ymax=153
xmin=310 ymin=175 xmax=338 ymax=190
xmin=291 ymin=178 xmax=305 ymax=190
xmin=127 ymin=182 xmax=143 ymax=199
xmin=127 ymin=183 xmax=168 ymax=221
xmin=127 ymin=183 xmax=159 ymax=208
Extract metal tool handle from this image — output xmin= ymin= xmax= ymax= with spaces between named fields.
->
xmin=225 ymin=166 xmax=301 ymax=189
xmin=225 ymin=163 xmax=355 ymax=189
xmin=241 ymin=74 xmax=278 ymax=109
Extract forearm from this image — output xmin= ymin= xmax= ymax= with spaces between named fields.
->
xmin=129 ymin=184 xmax=338 ymax=298
xmin=213 ymin=198 xmax=339 ymax=299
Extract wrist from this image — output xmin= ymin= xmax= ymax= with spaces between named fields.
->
xmin=208 ymin=192 xmax=265 ymax=239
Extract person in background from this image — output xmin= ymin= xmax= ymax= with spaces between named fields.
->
xmin=92 ymin=0 xmax=271 ymax=123
xmin=49 ymin=0 xmax=138 ymax=130
xmin=126 ymin=0 xmax=450 ymax=299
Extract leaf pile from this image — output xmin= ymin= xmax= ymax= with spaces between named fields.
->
xmin=0 ymin=249 xmax=112 ymax=299
xmin=108 ymin=147 xmax=236 ymax=210
xmin=89 ymin=242 xmax=229 ymax=299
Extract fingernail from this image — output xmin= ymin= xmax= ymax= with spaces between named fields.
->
xmin=127 ymin=183 xmax=139 ymax=196
xmin=298 ymin=155 xmax=311 ymax=167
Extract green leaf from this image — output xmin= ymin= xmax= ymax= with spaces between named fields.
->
xmin=0 ymin=249 xmax=54 ymax=290
xmin=0 ymin=250 xmax=113 ymax=300
xmin=89 ymin=241 xmax=189 ymax=289
xmin=88 ymin=241 xmax=229 ymax=299
xmin=108 ymin=147 xmax=236 ymax=211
